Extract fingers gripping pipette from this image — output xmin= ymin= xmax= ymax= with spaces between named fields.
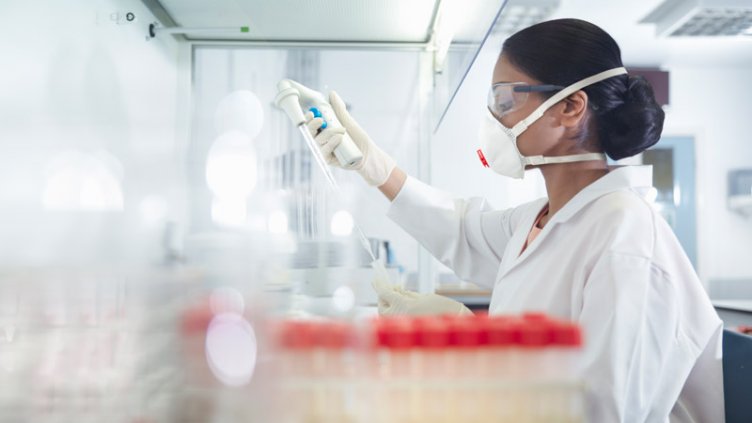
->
xmin=274 ymin=79 xmax=363 ymax=168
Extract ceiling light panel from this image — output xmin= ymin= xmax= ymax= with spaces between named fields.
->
xmin=157 ymin=0 xmax=438 ymax=42
xmin=642 ymin=0 xmax=752 ymax=37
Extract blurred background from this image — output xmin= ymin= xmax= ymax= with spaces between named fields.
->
xmin=0 ymin=0 xmax=750 ymax=421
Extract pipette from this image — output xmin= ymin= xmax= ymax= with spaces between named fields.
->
xmin=275 ymin=80 xmax=394 ymax=289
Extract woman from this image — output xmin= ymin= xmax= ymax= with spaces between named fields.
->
xmin=306 ymin=19 xmax=723 ymax=423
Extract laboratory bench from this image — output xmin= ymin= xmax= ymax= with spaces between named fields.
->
xmin=441 ymin=282 xmax=752 ymax=329
xmin=436 ymin=282 xmax=492 ymax=311
xmin=713 ymin=300 xmax=752 ymax=330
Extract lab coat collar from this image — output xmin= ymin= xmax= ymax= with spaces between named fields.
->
xmin=501 ymin=166 xmax=654 ymax=276
xmin=548 ymin=165 xmax=653 ymax=226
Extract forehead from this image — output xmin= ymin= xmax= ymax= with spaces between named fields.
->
xmin=492 ymin=53 xmax=539 ymax=85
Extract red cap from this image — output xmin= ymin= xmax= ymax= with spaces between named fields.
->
xmin=552 ymin=322 xmax=583 ymax=347
xmin=474 ymin=311 xmax=490 ymax=319
xmin=277 ymin=320 xmax=316 ymax=350
xmin=522 ymin=312 xmax=549 ymax=322
xmin=376 ymin=318 xmax=417 ymax=349
xmin=518 ymin=321 xmax=552 ymax=348
xmin=448 ymin=316 xmax=484 ymax=348
xmin=319 ymin=322 xmax=355 ymax=349
xmin=477 ymin=149 xmax=489 ymax=167
xmin=486 ymin=317 xmax=519 ymax=347
xmin=180 ymin=301 xmax=214 ymax=335
xmin=414 ymin=317 xmax=450 ymax=349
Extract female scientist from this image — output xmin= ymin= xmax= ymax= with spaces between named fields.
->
xmin=305 ymin=18 xmax=723 ymax=423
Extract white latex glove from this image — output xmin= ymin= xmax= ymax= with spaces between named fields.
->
xmin=305 ymin=91 xmax=397 ymax=186
xmin=372 ymin=278 xmax=472 ymax=316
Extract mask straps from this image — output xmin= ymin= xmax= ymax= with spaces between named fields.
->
xmin=522 ymin=152 xmax=607 ymax=166
xmin=511 ymin=67 xmax=628 ymax=137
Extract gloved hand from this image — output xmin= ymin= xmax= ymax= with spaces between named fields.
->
xmin=305 ymin=91 xmax=397 ymax=186
xmin=372 ymin=280 xmax=472 ymax=316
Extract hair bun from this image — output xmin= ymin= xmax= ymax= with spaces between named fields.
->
xmin=598 ymin=75 xmax=665 ymax=160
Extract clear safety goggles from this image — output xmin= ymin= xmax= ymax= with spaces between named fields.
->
xmin=487 ymin=82 xmax=564 ymax=118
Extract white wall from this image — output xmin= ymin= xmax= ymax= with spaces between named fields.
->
xmin=0 ymin=0 xmax=186 ymax=266
xmin=664 ymin=66 xmax=752 ymax=283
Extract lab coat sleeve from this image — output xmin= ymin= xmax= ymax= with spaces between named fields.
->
xmin=386 ymin=176 xmax=516 ymax=289
xmin=579 ymin=252 xmax=697 ymax=422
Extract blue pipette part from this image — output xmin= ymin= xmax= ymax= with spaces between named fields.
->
xmin=309 ymin=107 xmax=327 ymax=129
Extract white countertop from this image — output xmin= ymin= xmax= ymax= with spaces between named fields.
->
xmin=712 ymin=300 xmax=752 ymax=313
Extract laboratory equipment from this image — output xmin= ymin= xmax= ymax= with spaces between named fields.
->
xmin=286 ymin=240 xmax=399 ymax=305
xmin=0 ymin=261 xmax=288 ymax=423
xmin=274 ymin=78 xmax=398 ymax=304
xmin=274 ymin=79 xmax=363 ymax=169
xmin=270 ymin=313 xmax=587 ymax=423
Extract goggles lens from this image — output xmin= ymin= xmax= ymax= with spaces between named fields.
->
xmin=487 ymin=83 xmax=529 ymax=118
xmin=487 ymin=83 xmax=564 ymax=118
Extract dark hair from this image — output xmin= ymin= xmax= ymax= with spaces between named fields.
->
xmin=502 ymin=19 xmax=665 ymax=160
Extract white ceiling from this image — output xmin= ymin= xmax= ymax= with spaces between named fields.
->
xmin=158 ymin=0 xmax=437 ymax=42
xmin=550 ymin=0 xmax=752 ymax=67
xmin=153 ymin=0 xmax=752 ymax=66
xmin=155 ymin=0 xmax=502 ymax=43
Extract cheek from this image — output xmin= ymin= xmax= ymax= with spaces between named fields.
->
xmin=516 ymin=122 xmax=559 ymax=156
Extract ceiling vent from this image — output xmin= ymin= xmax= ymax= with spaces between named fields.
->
xmin=492 ymin=0 xmax=561 ymax=35
xmin=641 ymin=0 xmax=752 ymax=37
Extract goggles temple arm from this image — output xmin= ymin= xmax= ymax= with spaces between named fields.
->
xmin=513 ymin=84 xmax=565 ymax=93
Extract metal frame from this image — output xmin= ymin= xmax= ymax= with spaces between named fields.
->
xmin=140 ymin=0 xmax=186 ymax=42
xmin=184 ymin=40 xmax=430 ymax=50
xmin=141 ymin=0 xmax=444 ymax=49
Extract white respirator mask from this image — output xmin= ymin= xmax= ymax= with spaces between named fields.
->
xmin=477 ymin=67 xmax=627 ymax=179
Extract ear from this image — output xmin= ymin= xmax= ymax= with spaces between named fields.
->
xmin=557 ymin=90 xmax=589 ymax=128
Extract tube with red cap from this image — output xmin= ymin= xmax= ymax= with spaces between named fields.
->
xmin=270 ymin=312 xmax=585 ymax=423
xmin=373 ymin=317 xmax=420 ymax=423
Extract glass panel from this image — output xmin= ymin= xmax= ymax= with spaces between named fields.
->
xmin=432 ymin=1 xmax=506 ymax=131
xmin=191 ymin=47 xmax=423 ymax=314
xmin=431 ymin=0 xmax=564 ymax=131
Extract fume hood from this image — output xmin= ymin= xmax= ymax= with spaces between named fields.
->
xmin=133 ymin=0 xmax=565 ymax=296
xmin=143 ymin=0 xmax=505 ymax=129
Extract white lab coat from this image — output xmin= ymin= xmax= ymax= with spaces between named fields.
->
xmin=387 ymin=166 xmax=724 ymax=423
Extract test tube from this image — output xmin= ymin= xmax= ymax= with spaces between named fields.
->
xmin=374 ymin=317 xmax=418 ymax=423
xmin=270 ymin=314 xmax=585 ymax=423
xmin=550 ymin=321 xmax=584 ymax=422
xmin=319 ymin=321 xmax=358 ymax=423
xmin=519 ymin=313 xmax=554 ymax=382
xmin=519 ymin=317 xmax=554 ymax=421
xmin=414 ymin=316 xmax=451 ymax=423
xmin=484 ymin=316 xmax=520 ymax=421
xmin=447 ymin=315 xmax=485 ymax=423
xmin=275 ymin=320 xmax=317 ymax=423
